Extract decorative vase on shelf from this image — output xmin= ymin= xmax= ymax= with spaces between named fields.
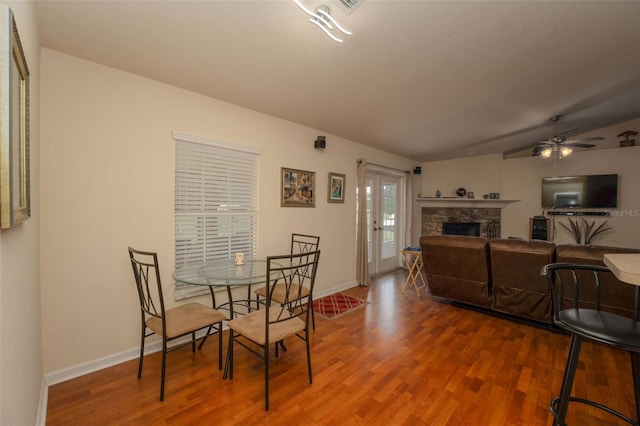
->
xmin=435 ymin=190 xmax=441 ymax=198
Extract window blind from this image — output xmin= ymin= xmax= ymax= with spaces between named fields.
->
xmin=173 ymin=131 xmax=260 ymax=300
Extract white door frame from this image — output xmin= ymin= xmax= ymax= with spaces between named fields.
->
xmin=366 ymin=169 xmax=406 ymax=275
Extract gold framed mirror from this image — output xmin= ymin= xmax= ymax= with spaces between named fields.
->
xmin=0 ymin=5 xmax=30 ymax=229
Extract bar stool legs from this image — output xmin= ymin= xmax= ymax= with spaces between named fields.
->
xmin=551 ymin=334 xmax=640 ymax=426
xmin=632 ymin=352 xmax=640 ymax=422
xmin=551 ymin=335 xmax=582 ymax=426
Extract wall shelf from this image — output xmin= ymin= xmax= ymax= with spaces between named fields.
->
xmin=416 ymin=197 xmax=520 ymax=208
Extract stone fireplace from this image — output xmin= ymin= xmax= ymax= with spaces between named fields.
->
xmin=421 ymin=207 xmax=501 ymax=239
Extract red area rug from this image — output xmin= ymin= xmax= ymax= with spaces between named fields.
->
xmin=313 ymin=293 xmax=369 ymax=320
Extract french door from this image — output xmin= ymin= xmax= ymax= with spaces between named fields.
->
xmin=366 ymin=172 xmax=404 ymax=274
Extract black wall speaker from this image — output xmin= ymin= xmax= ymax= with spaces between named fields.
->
xmin=414 ymin=166 xmax=422 ymax=175
xmin=314 ymin=136 xmax=326 ymax=149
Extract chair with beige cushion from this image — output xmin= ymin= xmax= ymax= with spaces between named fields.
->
xmin=255 ymin=233 xmax=320 ymax=328
xmin=226 ymin=250 xmax=320 ymax=410
xmin=128 ymin=247 xmax=226 ymax=401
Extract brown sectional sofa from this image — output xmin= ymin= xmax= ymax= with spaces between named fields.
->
xmin=419 ymin=235 xmax=640 ymax=325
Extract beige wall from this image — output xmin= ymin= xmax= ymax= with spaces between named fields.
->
xmin=0 ymin=1 xmax=42 ymax=425
xmin=422 ymin=118 xmax=640 ymax=247
xmin=421 ymin=153 xmax=503 ymax=199
xmin=39 ymin=49 xmax=418 ymax=377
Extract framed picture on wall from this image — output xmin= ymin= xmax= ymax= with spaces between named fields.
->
xmin=328 ymin=172 xmax=345 ymax=203
xmin=281 ymin=167 xmax=315 ymax=207
xmin=0 ymin=5 xmax=31 ymax=229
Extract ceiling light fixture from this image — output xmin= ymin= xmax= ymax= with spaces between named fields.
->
xmin=293 ymin=0 xmax=351 ymax=43
xmin=560 ymin=146 xmax=573 ymax=157
xmin=316 ymin=6 xmax=352 ymax=36
xmin=540 ymin=145 xmax=573 ymax=164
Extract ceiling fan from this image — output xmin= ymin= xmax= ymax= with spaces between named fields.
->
xmin=532 ymin=115 xmax=604 ymax=159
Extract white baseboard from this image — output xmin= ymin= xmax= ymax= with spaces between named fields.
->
xmin=315 ymin=281 xmax=358 ymax=298
xmin=36 ymin=376 xmax=47 ymax=426
xmin=45 ymin=337 xmax=176 ymax=386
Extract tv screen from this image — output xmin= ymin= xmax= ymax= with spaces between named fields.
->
xmin=541 ymin=174 xmax=618 ymax=209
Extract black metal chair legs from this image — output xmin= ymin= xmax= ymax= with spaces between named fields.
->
xmin=551 ymin=334 xmax=640 ymax=425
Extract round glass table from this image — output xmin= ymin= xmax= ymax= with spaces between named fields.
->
xmin=174 ymin=258 xmax=282 ymax=318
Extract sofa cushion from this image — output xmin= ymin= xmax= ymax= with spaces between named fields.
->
xmin=489 ymin=239 xmax=556 ymax=323
xmin=419 ymin=235 xmax=491 ymax=308
xmin=556 ymin=245 xmax=640 ymax=318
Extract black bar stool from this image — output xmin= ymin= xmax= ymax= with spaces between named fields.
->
xmin=542 ymin=263 xmax=640 ymax=426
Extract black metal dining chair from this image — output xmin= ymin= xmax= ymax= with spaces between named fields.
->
xmin=255 ymin=233 xmax=320 ymax=328
xmin=542 ymin=263 xmax=640 ymax=425
xmin=128 ymin=247 xmax=226 ymax=401
xmin=226 ymin=250 xmax=320 ymax=410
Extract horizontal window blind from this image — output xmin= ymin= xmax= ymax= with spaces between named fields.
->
xmin=173 ymin=131 xmax=260 ymax=300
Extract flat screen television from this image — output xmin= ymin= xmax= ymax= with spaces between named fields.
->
xmin=541 ymin=174 xmax=618 ymax=209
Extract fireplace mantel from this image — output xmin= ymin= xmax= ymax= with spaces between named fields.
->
xmin=416 ymin=197 xmax=520 ymax=209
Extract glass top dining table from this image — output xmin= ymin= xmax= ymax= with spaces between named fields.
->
xmin=173 ymin=257 xmax=283 ymax=318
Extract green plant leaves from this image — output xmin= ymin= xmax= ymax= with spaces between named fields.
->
xmin=558 ymin=217 xmax=611 ymax=245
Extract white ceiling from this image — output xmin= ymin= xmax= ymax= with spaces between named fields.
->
xmin=34 ymin=0 xmax=640 ymax=161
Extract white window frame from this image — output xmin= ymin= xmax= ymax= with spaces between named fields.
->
xmin=173 ymin=131 xmax=260 ymax=300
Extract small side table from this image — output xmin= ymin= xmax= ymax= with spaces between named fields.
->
xmin=401 ymin=249 xmax=427 ymax=296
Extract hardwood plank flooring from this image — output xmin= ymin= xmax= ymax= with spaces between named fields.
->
xmin=47 ymin=270 xmax=636 ymax=425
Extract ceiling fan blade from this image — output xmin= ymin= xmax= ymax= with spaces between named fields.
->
xmin=565 ymin=136 xmax=604 ymax=143
xmin=563 ymin=142 xmax=596 ymax=148
xmin=531 ymin=146 xmax=544 ymax=156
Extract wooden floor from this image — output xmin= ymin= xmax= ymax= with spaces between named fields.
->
xmin=47 ymin=269 xmax=637 ymax=425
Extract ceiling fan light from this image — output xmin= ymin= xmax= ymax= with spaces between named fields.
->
xmin=560 ymin=146 xmax=573 ymax=157
xmin=540 ymin=147 xmax=553 ymax=158
xmin=309 ymin=18 xmax=343 ymax=42
xmin=295 ymin=1 xmax=351 ymax=43
xmin=316 ymin=7 xmax=352 ymax=35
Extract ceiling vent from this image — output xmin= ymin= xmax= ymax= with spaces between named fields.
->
xmin=335 ymin=0 xmax=364 ymax=15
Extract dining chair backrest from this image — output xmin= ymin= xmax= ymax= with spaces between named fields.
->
xmin=129 ymin=248 xmax=165 ymax=324
xmin=254 ymin=234 xmax=320 ymax=330
xmin=291 ymin=233 xmax=320 ymax=256
xmin=265 ymin=250 xmax=320 ymax=327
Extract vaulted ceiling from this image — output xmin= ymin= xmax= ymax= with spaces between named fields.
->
xmin=34 ymin=0 xmax=640 ymax=161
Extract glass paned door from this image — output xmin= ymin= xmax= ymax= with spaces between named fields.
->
xmin=367 ymin=172 xmax=403 ymax=274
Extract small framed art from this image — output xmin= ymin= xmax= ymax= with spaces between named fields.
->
xmin=328 ymin=172 xmax=345 ymax=203
xmin=281 ymin=167 xmax=315 ymax=207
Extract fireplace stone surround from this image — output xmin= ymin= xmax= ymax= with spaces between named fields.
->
xmin=421 ymin=207 xmax=501 ymax=239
